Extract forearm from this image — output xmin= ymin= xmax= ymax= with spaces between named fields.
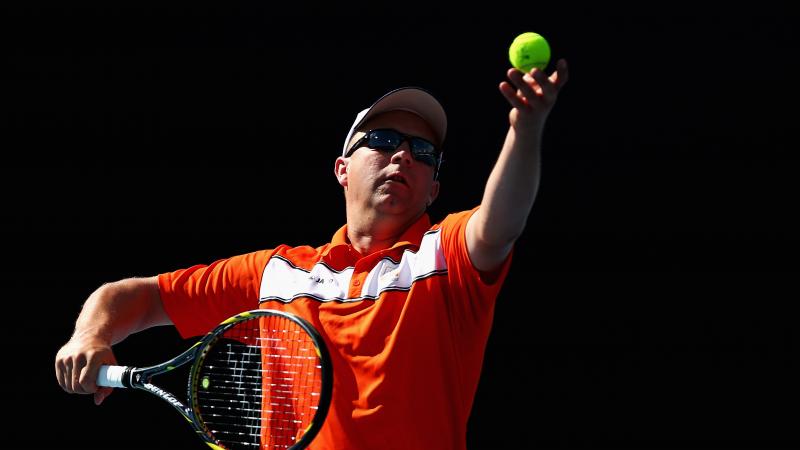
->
xmin=475 ymin=126 xmax=542 ymax=246
xmin=471 ymin=60 xmax=567 ymax=261
xmin=72 ymin=276 xmax=170 ymax=345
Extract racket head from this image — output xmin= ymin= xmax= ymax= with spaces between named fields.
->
xmin=188 ymin=310 xmax=332 ymax=450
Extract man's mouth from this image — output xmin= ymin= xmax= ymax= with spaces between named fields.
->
xmin=385 ymin=173 xmax=408 ymax=185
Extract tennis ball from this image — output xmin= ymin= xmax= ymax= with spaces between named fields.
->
xmin=509 ymin=32 xmax=551 ymax=72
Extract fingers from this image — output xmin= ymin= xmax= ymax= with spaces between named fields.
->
xmin=508 ymin=68 xmax=540 ymax=108
xmin=499 ymin=81 xmax=528 ymax=110
xmin=57 ymin=352 xmax=79 ymax=393
xmin=525 ymin=68 xmax=559 ymax=105
xmin=68 ymin=354 xmax=88 ymax=393
xmin=78 ymin=361 xmax=99 ymax=394
xmin=500 ymin=59 xmax=569 ymax=111
xmin=55 ymin=341 xmax=115 ymax=397
xmin=552 ymin=58 xmax=569 ymax=88
xmin=94 ymin=387 xmax=113 ymax=406
xmin=55 ymin=356 xmax=70 ymax=392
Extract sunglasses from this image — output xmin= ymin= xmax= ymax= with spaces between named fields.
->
xmin=346 ymin=128 xmax=443 ymax=176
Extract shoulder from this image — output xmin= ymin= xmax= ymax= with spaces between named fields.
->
xmin=266 ymin=243 xmax=332 ymax=270
xmin=430 ymin=207 xmax=480 ymax=233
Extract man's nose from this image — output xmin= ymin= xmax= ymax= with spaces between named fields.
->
xmin=390 ymin=142 xmax=413 ymax=165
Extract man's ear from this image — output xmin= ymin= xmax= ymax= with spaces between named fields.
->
xmin=335 ymin=157 xmax=349 ymax=188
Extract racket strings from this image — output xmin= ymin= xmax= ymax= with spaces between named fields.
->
xmin=195 ymin=315 xmax=323 ymax=449
xmin=195 ymin=385 xmax=321 ymax=397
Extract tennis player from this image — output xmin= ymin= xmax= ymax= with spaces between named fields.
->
xmin=56 ymin=60 xmax=568 ymax=448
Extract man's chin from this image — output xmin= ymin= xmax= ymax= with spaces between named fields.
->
xmin=373 ymin=195 xmax=418 ymax=215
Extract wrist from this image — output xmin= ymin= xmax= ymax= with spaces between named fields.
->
xmin=508 ymin=124 xmax=543 ymax=148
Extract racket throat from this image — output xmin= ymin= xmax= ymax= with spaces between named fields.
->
xmin=141 ymin=383 xmax=194 ymax=421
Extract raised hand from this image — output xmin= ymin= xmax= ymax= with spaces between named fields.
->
xmin=499 ymin=58 xmax=569 ymax=136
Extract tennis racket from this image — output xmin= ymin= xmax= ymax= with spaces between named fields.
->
xmin=97 ymin=309 xmax=333 ymax=450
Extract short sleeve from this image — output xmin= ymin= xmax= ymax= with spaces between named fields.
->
xmin=158 ymin=249 xmax=273 ymax=338
xmin=437 ymin=206 xmax=513 ymax=318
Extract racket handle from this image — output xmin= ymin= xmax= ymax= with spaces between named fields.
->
xmin=97 ymin=365 xmax=129 ymax=388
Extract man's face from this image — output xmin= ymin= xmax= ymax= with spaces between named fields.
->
xmin=337 ymin=110 xmax=440 ymax=217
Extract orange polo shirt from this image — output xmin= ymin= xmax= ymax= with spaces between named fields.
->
xmin=159 ymin=207 xmax=511 ymax=449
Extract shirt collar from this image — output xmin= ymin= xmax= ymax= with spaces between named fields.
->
xmin=324 ymin=213 xmax=432 ymax=258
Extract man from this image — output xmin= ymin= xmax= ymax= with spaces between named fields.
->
xmin=56 ymin=60 xmax=568 ymax=448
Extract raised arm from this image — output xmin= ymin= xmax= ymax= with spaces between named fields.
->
xmin=466 ymin=59 xmax=569 ymax=272
xmin=54 ymin=276 xmax=171 ymax=404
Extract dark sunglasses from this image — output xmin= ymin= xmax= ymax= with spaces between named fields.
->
xmin=346 ymin=128 xmax=443 ymax=176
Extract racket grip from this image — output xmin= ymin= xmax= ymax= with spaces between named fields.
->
xmin=97 ymin=365 xmax=129 ymax=388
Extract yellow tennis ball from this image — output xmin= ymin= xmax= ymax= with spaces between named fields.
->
xmin=509 ymin=32 xmax=551 ymax=72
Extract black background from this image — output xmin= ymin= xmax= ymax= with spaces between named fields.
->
xmin=4 ymin=2 xmax=799 ymax=449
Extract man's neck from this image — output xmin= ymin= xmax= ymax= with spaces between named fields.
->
xmin=345 ymin=208 xmax=423 ymax=256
